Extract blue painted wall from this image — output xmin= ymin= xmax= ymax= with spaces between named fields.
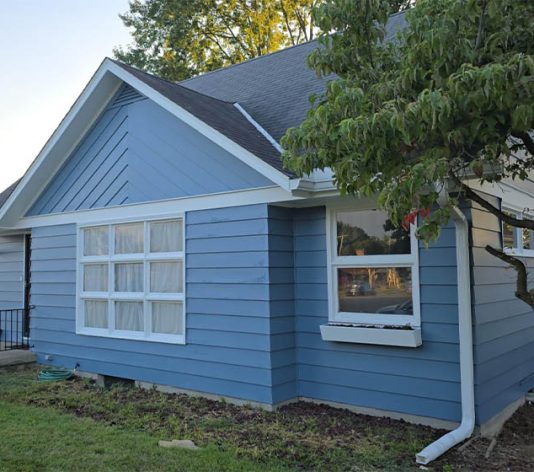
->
xmin=470 ymin=198 xmax=534 ymax=424
xmin=31 ymin=205 xmax=285 ymax=405
xmin=29 ymin=199 xmax=466 ymax=420
xmin=28 ymin=84 xmax=273 ymax=216
xmin=288 ymin=206 xmax=462 ymax=422
xmin=0 ymin=234 xmax=25 ymax=345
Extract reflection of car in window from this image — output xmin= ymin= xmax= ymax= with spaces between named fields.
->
xmin=376 ymin=299 xmax=413 ymax=314
xmin=345 ymin=281 xmax=376 ymax=296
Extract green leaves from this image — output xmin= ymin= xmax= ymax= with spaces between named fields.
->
xmin=283 ymin=0 xmax=534 ymax=245
xmin=114 ymin=0 xmax=319 ymax=81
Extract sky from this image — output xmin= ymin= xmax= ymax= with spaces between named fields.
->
xmin=0 ymin=0 xmax=133 ymax=191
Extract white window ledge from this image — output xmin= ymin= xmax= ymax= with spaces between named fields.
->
xmin=320 ymin=324 xmax=422 ymax=348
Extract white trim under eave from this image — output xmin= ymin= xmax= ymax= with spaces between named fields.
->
xmin=105 ymin=60 xmax=292 ymax=191
xmin=10 ymin=186 xmax=303 ymax=230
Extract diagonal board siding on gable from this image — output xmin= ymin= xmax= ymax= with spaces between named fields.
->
xmin=30 ymin=204 xmax=280 ymax=404
xmin=28 ymin=85 xmax=273 ymax=216
xmin=290 ymin=206 xmax=462 ymax=422
xmin=470 ymin=198 xmax=534 ymax=424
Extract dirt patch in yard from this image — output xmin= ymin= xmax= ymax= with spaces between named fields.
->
xmin=432 ymin=402 xmax=534 ymax=471
xmin=2 ymin=368 xmax=534 ymax=471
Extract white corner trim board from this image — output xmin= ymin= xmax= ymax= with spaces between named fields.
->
xmin=320 ymin=324 xmax=422 ymax=348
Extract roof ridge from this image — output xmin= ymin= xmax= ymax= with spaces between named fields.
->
xmin=109 ymin=58 xmax=237 ymax=105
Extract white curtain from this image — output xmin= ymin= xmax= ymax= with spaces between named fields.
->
xmin=84 ymin=300 xmax=108 ymax=328
xmin=115 ymin=223 xmax=144 ymax=254
xmin=84 ymin=226 xmax=108 ymax=256
xmin=115 ymin=301 xmax=143 ymax=331
xmin=83 ymin=264 xmax=108 ymax=292
xmin=150 ymin=261 xmax=183 ymax=293
xmin=152 ymin=301 xmax=182 ymax=335
xmin=150 ymin=220 xmax=182 ymax=253
xmin=115 ymin=263 xmax=144 ymax=292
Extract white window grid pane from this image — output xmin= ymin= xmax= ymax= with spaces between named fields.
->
xmin=79 ymin=218 xmax=185 ymax=342
xmin=150 ymin=220 xmax=183 ymax=253
xmin=114 ymin=222 xmax=144 ymax=255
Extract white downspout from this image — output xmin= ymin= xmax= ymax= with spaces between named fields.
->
xmin=415 ymin=191 xmax=475 ymax=465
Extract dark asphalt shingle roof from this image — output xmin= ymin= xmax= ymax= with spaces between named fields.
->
xmin=180 ymin=11 xmax=407 ymax=142
xmin=0 ymin=178 xmax=21 ymax=210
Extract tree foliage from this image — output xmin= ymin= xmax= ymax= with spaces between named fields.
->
xmin=114 ymin=0 xmax=319 ymax=81
xmin=114 ymin=0 xmax=410 ymax=81
xmin=282 ymin=0 xmax=534 ymax=306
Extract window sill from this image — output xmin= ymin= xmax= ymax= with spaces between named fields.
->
xmin=76 ymin=328 xmax=185 ymax=345
xmin=320 ymin=324 xmax=422 ymax=348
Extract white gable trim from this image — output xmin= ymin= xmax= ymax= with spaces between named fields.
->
xmin=106 ymin=61 xmax=291 ymax=190
xmin=0 ymin=59 xmax=293 ymax=228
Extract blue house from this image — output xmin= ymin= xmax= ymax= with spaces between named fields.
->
xmin=1 ymin=12 xmax=534 ymax=464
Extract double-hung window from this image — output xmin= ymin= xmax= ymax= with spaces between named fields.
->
xmin=77 ymin=217 xmax=185 ymax=343
xmin=327 ymin=208 xmax=420 ymax=328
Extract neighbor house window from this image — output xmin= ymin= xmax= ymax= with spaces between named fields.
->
xmin=327 ymin=208 xmax=420 ymax=327
xmin=77 ymin=218 xmax=185 ymax=343
xmin=502 ymin=210 xmax=534 ymax=257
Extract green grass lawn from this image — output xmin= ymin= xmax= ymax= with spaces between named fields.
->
xmin=0 ymin=367 xmax=446 ymax=471
xmin=0 ymin=400 xmax=285 ymax=472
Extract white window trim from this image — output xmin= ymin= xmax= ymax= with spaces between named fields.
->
xmin=502 ymin=209 xmax=534 ymax=258
xmin=76 ymin=214 xmax=186 ymax=344
xmin=325 ymin=206 xmax=421 ymax=329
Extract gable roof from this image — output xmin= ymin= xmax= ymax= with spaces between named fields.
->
xmin=0 ymin=10 xmax=408 ymax=221
xmin=111 ymin=60 xmax=288 ymax=175
xmin=181 ymin=11 xmax=407 ymax=142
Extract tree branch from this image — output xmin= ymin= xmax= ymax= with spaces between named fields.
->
xmin=512 ymin=132 xmax=534 ymax=156
xmin=485 ymin=245 xmax=534 ymax=308
xmin=452 ymin=176 xmax=534 ymax=230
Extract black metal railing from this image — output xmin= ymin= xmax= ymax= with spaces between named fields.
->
xmin=0 ymin=308 xmax=30 ymax=351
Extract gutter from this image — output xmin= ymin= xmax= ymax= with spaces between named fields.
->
xmin=415 ymin=188 xmax=475 ymax=464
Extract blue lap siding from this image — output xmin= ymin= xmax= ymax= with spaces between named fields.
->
xmin=31 ymin=205 xmax=279 ymax=404
xmin=289 ymin=206 xmax=461 ymax=422
xmin=0 ymin=235 xmax=25 ymax=343
xmin=29 ymin=203 xmax=464 ymax=420
xmin=470 ymin=198 xmax=534 ymax=424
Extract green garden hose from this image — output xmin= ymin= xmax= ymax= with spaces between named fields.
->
xmin=37 ymin=367 xmax=74 ymax=382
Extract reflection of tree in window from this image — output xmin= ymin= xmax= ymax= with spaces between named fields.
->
xmin=522 ymin=228 xmax=531 ymax=250
xmin=336 ymin=212 xmax=410 ymax=257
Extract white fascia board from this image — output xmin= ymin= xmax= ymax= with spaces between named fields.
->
xmin=0 ymin=63 xmax=123 ymax=227
xmin=12 ymin=186 xmax=302 ymax=230
xmin=105 ymin=60 xmax=292 ymax=191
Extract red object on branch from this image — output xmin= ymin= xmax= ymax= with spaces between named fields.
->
xmin=401 ymin=208 xmax=431 ymax=231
